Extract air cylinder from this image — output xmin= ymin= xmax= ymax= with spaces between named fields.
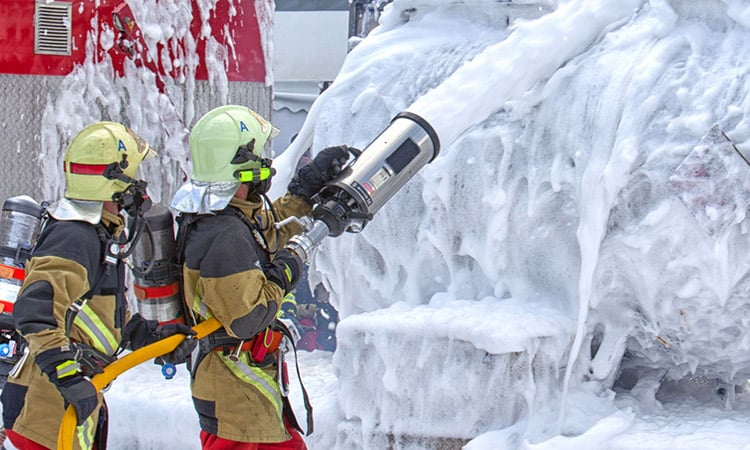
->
xmin=0 ymin=196 xmax=43 ymax=314
xmin=131 ymin=204 xmax=184 ymax=325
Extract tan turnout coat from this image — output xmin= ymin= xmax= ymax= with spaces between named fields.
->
xmin=181 ymin=194 xmax=311 ymax=443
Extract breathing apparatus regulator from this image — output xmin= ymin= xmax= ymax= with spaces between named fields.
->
xmin=101 ymin=154 xmax=152 ymax=252
xmin=104 ymin=156 xmax=153 ymax=217
xmin=280 ymin=112 xmax=441 ymax=264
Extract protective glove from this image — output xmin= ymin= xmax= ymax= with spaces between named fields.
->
xmin=279 ymin=292 xmax=299 ymax=319
xmin=73 ymin=342 xmax=115 ymax=377
xmin=156 ymin=331 xmax=198 ymax=366
xmin=121 ymin=313 xmax=196 ymax=351
xmin=265 ymin=248 xmax=303 ymax=294
xmin=36 ymin=347 xmax=98 ymax=425
xmin=287 ymin=145 xmax=352 ymax=199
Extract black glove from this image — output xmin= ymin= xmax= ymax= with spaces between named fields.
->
xmin=36 ymin=347 xmax=98 ymax=425
xmin=279 ymin=292 xmax=299 ymax=319
xmin=288 ymin=145 xmax=352 ymax=199
xmin=265 ymin=248 xmax=303 ymax=294
xmin=156 ymin=331 xmax=198 ymax=366
xmin=121 ymin=313 xmax=196 ymax=351
xmin=73 ymin=342 xmax=115 ymax=377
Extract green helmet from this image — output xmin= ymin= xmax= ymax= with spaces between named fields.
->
xmin=189 ymin=105 xmax=279 ymax=183
xmin=63 ymin=122 xmax=156 ymax=201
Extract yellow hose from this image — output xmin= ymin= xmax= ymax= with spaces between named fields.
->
xmin=57 ymin=317 xmax=221 ymax=450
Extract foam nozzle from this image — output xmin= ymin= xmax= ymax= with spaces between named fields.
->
xmin=313 ymin=112 xmax=440 ymax=236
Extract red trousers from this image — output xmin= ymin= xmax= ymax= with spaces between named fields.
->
xmin=7 ymin=425 xmax=307 ymax=450
xmin=200 ymin=421 xmax=307 ymax=450
xmin=6 ymin=429 xmax=51 ymax=450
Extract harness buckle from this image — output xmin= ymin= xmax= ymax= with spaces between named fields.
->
xmin=69 ymin=298 xmax=88 ymax=313
xmin=105 ymin=242 xmax=120 ymax=266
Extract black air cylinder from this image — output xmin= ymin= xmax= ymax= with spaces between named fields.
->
xmin=131 ymin=205 xmax=184 ymax=325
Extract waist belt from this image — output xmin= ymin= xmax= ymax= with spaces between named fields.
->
xmin=206 ymin=328 xmax=283 ymax=363
xmin=197 ymin=322 xmax=314 ymax=436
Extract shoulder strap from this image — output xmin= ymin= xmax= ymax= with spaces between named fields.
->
xmin=175 ymin=213 xmax=198 ymax=266
xmin=218 ymin=206 xmax=273 ymax=258
xmin=65 ymin=223 xmax=125 ymax=334
xmin=174 ymin=213 xmax=200 ymax=327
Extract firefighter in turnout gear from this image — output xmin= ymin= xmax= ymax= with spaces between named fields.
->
xmin=170 ymin=105 xmax=348 ymax=449
xmin=0 ymin=121 xmax=194 ymax=450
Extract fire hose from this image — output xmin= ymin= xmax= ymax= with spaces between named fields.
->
xmin=56 ymin=317 xmax=221 ymax=450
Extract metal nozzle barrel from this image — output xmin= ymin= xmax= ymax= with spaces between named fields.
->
xmin=282 ymin=217 xmax=330 ymax=264
xmin=313 ymin=112 xmax=440 ymax=237
xmin=283 ymin=112 xmax=440 ymax=264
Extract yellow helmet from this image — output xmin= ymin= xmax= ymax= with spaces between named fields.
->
xmin=63 ymin=122 xmax=156 ymax=201
xmin=189 ymin=105 xmax=279 ymax=183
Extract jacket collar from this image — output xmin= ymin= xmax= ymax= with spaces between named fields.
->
xmin=170 ymin=180 xmax=241 ymax=214
xmin=47 ymin=198 xmax=104 ymax=224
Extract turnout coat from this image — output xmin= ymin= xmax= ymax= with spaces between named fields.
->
xmin=1 ymin=209 xmax=127 ymax=450
xmin=181 ymin=193 xmax=311 ymax=443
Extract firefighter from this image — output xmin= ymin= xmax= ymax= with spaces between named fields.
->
xmin=293 ymin=278 xmax=338 ymax=353
xmin=309 ymin=284 xmax=338 ymax=352
xmin=170 ymin=105 xmax=348 ymax=449
xmin=0 ymin=121 xmax=195 ymax=450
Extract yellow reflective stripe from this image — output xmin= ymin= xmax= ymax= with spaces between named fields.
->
xmin=278 ymin=292 xmax=297 ymax=319
xmin=193 ymin=300 xmax=210 ymax=319
xmin=57 ymin=360 xmax=80 ymax=379
xmin=75 ymin=411 xmax=97 ymax=450
xmin=281 ymin=292 xmax=296 ymax=307
xmin=192 ymin=285 xmax=212 ymax=319
xmin=73 ymin=304 xmax=118 ymax=355
xmin=220 ymin=353 xmax=283 ymax=421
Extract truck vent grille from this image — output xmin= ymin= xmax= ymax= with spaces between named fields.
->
xmin=35 ymin=2 xmax=73 ymax=56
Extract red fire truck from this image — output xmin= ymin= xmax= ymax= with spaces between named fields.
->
xmin=0 ymin=0 xmax=271 ymax=202
xmin=0 ymin=0 xmax=266 ymax=82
